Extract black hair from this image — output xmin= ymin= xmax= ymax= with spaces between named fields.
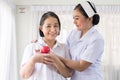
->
xmin=74 ymin=1 xmax=100 ymax=25
xmin=39 ymin=11 xmax=61 ymax=37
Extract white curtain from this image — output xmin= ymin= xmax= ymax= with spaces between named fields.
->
xmin=31 ymin=5 xmax=120 ymax=80
xmin=0 ymin=1 xmax=17 ymax=80
xmin=98 ymin=5 xmax=120 ymax=80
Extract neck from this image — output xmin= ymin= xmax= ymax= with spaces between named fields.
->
xmin=80 ymin=25 xmax=92 ymax=38
xmin=43 ymin=38 xmax=56 ymax=48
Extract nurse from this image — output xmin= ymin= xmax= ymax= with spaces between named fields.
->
xmin=45 ymin=1 xmax=104 ymax=80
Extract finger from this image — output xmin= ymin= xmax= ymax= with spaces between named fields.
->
xmin=31 ymin=39 xmax=38 ymax=43
xmin=44 ymin=60 xmax=53 ymax=65
xmin=44 ymin=57 xmax=54 ymax=62
xmin=43 ymin=54 xmax=51 ymax=58
xmin=35 ymin=49 xmax=40 ymax=52
xmin=49 ymin=51 xmax=54 ymax=54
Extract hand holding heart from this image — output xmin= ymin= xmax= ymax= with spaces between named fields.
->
xmin=43 ymin=52 xmax=62 ymax=67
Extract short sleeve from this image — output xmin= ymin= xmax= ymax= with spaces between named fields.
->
xmin=64 ymin=46 xmax=71 ymax=59
xmin=66 ymin=34 xmax=71 ymax=48
xmin=81 ymin=39 xmax=104 ymax=63
xmin=21 ymin=43 xmax=34 ymax=66
xmin=66 ymin=29 xmax=75 ymax=48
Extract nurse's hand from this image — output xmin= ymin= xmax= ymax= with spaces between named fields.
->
xmin=43 ymin=52 xmax=73 ymax=77
xmin=31 ymin=39 xmax=38 ymax=43
xmin=43 ymin=52 xmax=60 ymax=66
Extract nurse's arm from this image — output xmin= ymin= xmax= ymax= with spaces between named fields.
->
xmin=59 ymin=57 xmax=92 ymax=72
xmin=54 ymin=58 xmax=73 ymax=77
xmin=44 ymin=53 xmax=73 ymax=77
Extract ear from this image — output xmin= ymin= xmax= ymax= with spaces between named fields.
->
xmin=89 ymin=17 xmax=93 ymax=22
xmin=87 ymin=17 xmax=93 ymax=23
xmin=39 ymin=26 xmax=43 ymax=31
xmin=58 ymin=31 xmax=60 ymax=35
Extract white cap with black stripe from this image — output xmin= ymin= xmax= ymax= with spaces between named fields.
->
xmin=80 ymin=1 xmax=97 ymax=18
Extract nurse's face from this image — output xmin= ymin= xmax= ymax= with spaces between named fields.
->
xmin=40 ymin=17 xmax=60 ymax=41
xmin=73 ymin=9 xmax=91 ymax=31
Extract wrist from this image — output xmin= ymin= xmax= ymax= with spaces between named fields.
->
xmin=64 ymin=58 xmax=69 ymax=66
xmin=31 ymin=55 xmax=36 ymax=64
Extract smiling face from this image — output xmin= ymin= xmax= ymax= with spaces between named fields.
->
xmin=40 ymin=17 xmax=60 ymax=41
xmin=73 ymin=9 xmax=91 ymax=31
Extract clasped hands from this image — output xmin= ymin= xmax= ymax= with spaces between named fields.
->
xmin=31 ymin=49 xmax=61 ymax=67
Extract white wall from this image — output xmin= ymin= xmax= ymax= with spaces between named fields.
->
xmin=16 ymin=5 xmax=33 ymax=80
xmin=13 ymin=0 xmax=120 ymax=5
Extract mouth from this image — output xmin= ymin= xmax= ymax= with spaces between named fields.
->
xmin=49 ymin=33 xmax=57 ymax=36
xmin=76 ymin=25 xmax=79 ymax=28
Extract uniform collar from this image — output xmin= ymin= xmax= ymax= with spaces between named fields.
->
xmin=38 ymin=37 xmax=61 ymax=49
xmin=79 ymin=26 xmax=96 ymax=41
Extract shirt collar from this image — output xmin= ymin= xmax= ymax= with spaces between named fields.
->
xmin=79 ymin=26 xmax=96 ymax=41
xmin=38 ymin=37 xmax=61 ymax=49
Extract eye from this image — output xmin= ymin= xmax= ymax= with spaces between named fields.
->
xmin=54 ymin=25 xmax=59 ymax=28
xmin=54 ymin=24 xmax=59 ymax=28
xmin=73 ymin=16 xmax=80 ymax=20
xmin=46 ymin=25 xmax=51 ymax=28
xmin=74 ymin=17 xmax=79 ymax=20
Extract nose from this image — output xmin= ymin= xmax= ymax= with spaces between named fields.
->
xmin=50 ymin=26 xmax=56 ymax=32
xmin=73 ymin=19 xmax=77 ymax=24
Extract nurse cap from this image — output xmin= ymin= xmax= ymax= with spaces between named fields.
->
xmin=80 ymin=1 xmax=97 ymax=17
